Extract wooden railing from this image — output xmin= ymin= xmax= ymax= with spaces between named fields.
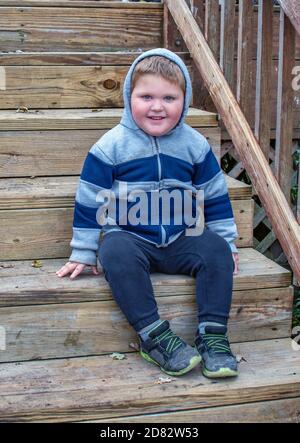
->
xmin=164 ymin=0 xmax=300 ymax=282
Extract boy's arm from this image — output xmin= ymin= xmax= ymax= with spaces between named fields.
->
xmin=69 ymin=143 xmax=115 ymax=266
xmin=193 ymin=143 xmax=238 ymax=254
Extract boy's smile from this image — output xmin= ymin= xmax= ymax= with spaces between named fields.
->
xmin=130 ymin=74 xmax=184 ymax=137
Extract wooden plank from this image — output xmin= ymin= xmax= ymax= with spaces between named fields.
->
xmin=237 ymin=0 xmax=253 ymax=125
xmin=0 ymin=6 xmax=162 ymax=53
xmin=255 ymin=0 xmax=273 ymax=160
xmin=0 ymin=65 xmax=128 ymax=109
xmin=0 ymin=1 xmax=163 ymax=8
xmin=0 ymin=338 xmax=299 ymax=422
xmin=0 ymin=248 xmax=292 ymax=305
xmin=0 ymin=174 xmax=250 ymax=210
xmin=275 ymin=10 xmax=296 ymax=205
xmin=165 ymin=0 xmax=300 ymax=282
xmin=0 ymin=286 xmax=293 ymax=363
xmin=0 ymin=199 xmax=252 ymax=260
xmin=83 ymin=397 xmax=300 ymax=423
xmin=0 ymin=51 xmax=191 ymax=66
xmin=277 ymin=0 xmax=300 ymax=35
xmin=205 ymin=0 xmax=220 ymax=59
xmin=220 ymin=0 xmax=236 ymax=92
xmin=0 ymin=107 xmax=217 ymax=130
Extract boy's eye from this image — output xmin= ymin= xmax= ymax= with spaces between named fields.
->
xmin=142 ymin=95 xmax=152 ymax=100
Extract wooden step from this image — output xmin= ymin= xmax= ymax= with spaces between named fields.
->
xmin=0 ymin=108 xmax=219 ymax=178
xmin=0 ymin=338 xmax=299 ymax=422
xmin=0 ymin=2 xmax=163 ymax=53
xmin=0 ymin=175 xmax=253 ymax=260
xmin=0 ymin=175 xmax=252 ymax=210
xmin=0 ymin=250 xmax=292 ymax=363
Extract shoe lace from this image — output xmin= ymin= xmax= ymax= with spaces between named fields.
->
xmin=202 ymin=333 xmax=232 ymax=355
xmin=153 ymin=328 xmax=183 ymax=354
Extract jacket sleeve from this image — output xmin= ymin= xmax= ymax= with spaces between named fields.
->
xmin=192 ymin=143 xmax=239 ymax=253
xmin=69 ymin=143 xmax=115 ymax=266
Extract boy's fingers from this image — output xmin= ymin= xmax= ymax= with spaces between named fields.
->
xmin=92 ymin=266 xmax=100 ymax=275
xmin=70 ymin=264 xmax=85 ymax=279
xmin=56 ymin=262 xmax=76 ymax=277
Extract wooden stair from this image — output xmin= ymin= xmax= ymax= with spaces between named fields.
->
xmin=0 ymin=0 xmax=299 ymax=423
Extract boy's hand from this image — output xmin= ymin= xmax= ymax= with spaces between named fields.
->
xmin=56 ymin=261 xmax=99 ymax=280
xmin=232 ymin=252 xmax=239 ymax=275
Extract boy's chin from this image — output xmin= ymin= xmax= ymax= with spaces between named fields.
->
xmin=143 ymin=126 xmax=175 ymax=137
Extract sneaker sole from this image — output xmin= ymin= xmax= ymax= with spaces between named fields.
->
xmin=140 ymin=350 xmax=201 ymax=376
xmin=202 ymin=365 xmax=238 ymax=379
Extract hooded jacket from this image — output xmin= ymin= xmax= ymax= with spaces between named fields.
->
xmin=69 ymin=48 xmax=238 ymax=266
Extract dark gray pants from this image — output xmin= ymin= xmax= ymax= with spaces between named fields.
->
xmin=98 ymin=229 xmax=234 ymax=331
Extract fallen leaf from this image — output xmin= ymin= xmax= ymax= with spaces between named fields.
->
xmin=16 ymin=106 xmax=29 ymax=113
xmin=31 ymin=260 xmax=43 ymax=268
xmin=110 ymin=352 xmax=126 ymax=360
xmin=155 ymin=376 xmax=173 ymax=385
xmin=0 ymin=264 xmax=15 ymax=269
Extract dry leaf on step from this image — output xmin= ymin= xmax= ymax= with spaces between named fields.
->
xmin=16 ymin=107 xmax=29 ymax=113
xmin=31 ymin=260 xmax=43 ymax=268
xmin=110 ymin=352 xmax=126 ymax=360
xmin=236 ymin=354 xmax=246 ymax=363
xmin=155 ymin=376 xmax=173 ymax=385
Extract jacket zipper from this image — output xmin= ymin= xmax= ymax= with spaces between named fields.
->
xmin=153 ymin=137 xmax=166 ymax=246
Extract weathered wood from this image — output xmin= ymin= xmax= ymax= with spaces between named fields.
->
xmin=255 ymin=0 xmax=273 ymax=159
xmin=83 ymin=397 xmax=300 ymax=423
xmin=0 ymin=6 xmax=163 ymax=52
xmin=0 ymin=1 xmax=163 ymax=8
xmin=0 ymin=286 xmax=293 ymax=363
xmin=275 ymin=10 xmax=296 ymax=205
xmin=0 ymin=107 xmax=217 ymax=131
xmin=0 ymin=66 xmax=128 ymax=109
xmin=0 ymin=338 xmax=298 ymax=422
xmin=0 ymin=199 xmax=253 ymax=260
xmin=0 ymin=175 xmax=250 ymax=210
xmin=0 ymin=51 xmax=191 ymax=66
xmin=277 ymin=0 xmax=300 ymax=35
xmin=220 ymin=0 xmax=236 ymax=92
xmin=237 ymin=0 xmax=253 ymax=125
xmin=165 ymin=0 xmax=300 ymax=282
xmin=0 ymin=249 xmax=292 ymax=305
xmin=205 ymin=0 xmax=220 ymax=59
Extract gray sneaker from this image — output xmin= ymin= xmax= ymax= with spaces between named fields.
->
xmin=195 ymin=325 xmax=238 ymax=378
xmin=140 ymin=320 xmax=201 ymax=376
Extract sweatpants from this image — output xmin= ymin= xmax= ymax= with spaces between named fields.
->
xmin=98 ymin=228 xmax=235 ymax=332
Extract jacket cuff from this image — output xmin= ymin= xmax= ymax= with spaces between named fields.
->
xmin=69 ymin=249 xmax=97 ymax=266
xmin=228 ymin=241 xmax=238 ymax=254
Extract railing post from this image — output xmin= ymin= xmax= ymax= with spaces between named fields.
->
xmin=237 ymin=0 xmax=254 ymax=126
xmin=275 ymin=8 xmax=296 ymax=205
xmin=255 ymin=0 xmax=273 ymax=161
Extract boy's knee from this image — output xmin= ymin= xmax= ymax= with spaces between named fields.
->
xmin=98 ymin=232 xmax=147 ymax=272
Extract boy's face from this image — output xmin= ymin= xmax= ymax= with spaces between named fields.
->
xmin=130 ymin=74 xmax=184 ymax=137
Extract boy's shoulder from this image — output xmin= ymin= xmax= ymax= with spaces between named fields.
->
xmin=89 ymin=124 xmax=129 ymax=165
xmin=175 ymin=123 xmax=211 ymax=161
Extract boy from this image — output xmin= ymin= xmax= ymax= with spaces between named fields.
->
xmin=57 ymin=48 xmax=239 ymax=378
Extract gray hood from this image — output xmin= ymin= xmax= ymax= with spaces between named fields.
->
xmin=120 ymin=48 xmax=192 ymax=135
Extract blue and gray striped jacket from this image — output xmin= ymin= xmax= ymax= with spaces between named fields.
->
xmin=69 ymin=48 xmax=238 ymax=266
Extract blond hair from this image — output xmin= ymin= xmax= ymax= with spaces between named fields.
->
xmin=131 ymin=56 xmax=185 ymax=93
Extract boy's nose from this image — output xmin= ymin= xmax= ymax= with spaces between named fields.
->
xmin=150 ymin=100 xmax=163 ymax=111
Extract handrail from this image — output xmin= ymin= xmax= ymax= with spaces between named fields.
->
xmin=277 ymin=0 xmax=300 ymax=35
xmin=164 ymin=0 xmax=300 ymax=282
